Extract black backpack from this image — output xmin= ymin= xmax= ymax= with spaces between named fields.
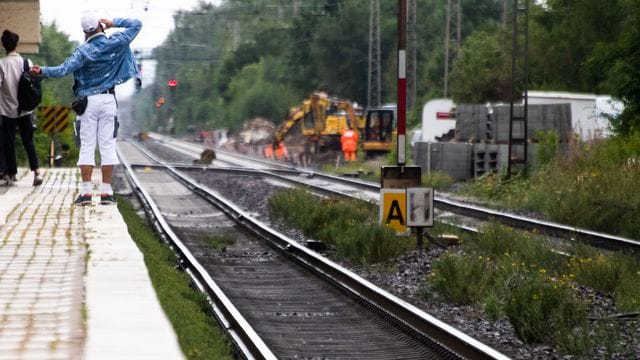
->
xmin=17 ymin=57 xmax=42 ymax=115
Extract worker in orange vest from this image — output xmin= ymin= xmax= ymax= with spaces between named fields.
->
xmin=341 ymin=127 xmax=358 ymax=161
xmin=275 ymin=141 xmax=288 ymax=161
xmin=264 ymin=144 xmax=274 ymax=159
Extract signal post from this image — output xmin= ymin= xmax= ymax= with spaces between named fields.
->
xmin=379 ymin=1 xmax=433 ymax=248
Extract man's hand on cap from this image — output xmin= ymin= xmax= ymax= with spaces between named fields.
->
xmin=100 ymin=19 xmax=113 ymax=29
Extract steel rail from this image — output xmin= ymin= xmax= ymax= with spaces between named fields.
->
xmin=141 ymin=137 xmax=640 ymax=253
xmin=118 ymin=150 xmax=278 ymax=360
xmin=280 ymin=167 xmax=640 ymax=252
xmin=278 ymin=169 xmax=640 ymax=252
xmin=142 ymin=133 xmax=640 ymax=249
xmin=433 ymin=197 xmax=640 ymax=252
xmin=167 ymin=167 xmax=509 ymax=359
xmin=126 ymin=140 xmax=510 ymax=360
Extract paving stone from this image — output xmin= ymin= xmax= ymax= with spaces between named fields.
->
xmin=0 ymin=168 xmax=184 ymax=359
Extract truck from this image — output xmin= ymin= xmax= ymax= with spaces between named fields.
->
xmin=415 ymin=98 xmax=456 ymax=143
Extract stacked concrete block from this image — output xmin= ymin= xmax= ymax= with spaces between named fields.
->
xmin=413 ymin=103 xmax=572 ymax=180
xmin=413 ymin=140 xmax=546 ymax=180
xmin=454 ymin=104 xmax=489 ymax=142
xmin=414 ymin=142 xmax=473 ymax=180
xmin=473 ymin=143 xmax=509 ymax=177
xmin=455 ymin=103 xmax=572 ymax=144
xmin=538 ymin=103 xmax=572 ymax=142
xmin=489 ymin=103 xmax=571 ymax=143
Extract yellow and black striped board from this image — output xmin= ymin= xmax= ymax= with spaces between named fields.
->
xmin=39 ymin=106 xmax=71 ymax=134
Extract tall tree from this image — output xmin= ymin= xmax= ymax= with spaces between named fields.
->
xmin=33 ymin=23 xmax=76 ymax=105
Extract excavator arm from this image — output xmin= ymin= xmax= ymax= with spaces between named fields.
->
xmin=272 ymin=91 xmax=364 ymax=151
xmin=273 ymin=103 xmax=309 ymax=144
xmin=336 ymin=101 xmax=365 ymax=131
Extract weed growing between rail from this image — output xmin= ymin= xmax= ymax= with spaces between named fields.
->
xmin=204 ymin=234 xmax=236 ymax=250
xmin=420 ymin=222 xmax=640 ymax=357
xmin=267 ymin=188 xmax=414 ymax=265
xmin=117 ymin=196 xmax=234 ymax=360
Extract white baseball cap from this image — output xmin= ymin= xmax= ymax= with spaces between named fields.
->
xmin=80 ymin=12 xmax=101 ymax=33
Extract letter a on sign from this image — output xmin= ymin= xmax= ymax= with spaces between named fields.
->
xmin=380 ymin=189 xmax=408 ymax=235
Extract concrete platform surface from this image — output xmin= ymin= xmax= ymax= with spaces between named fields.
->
xmin=0 ymin=168 xmax=185 ymax=360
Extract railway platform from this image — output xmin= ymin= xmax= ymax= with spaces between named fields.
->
xmin=0 ymin=168 xmax=184 ymax=360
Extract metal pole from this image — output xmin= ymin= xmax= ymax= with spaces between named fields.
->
xmin=416 ymin=227 xmax=424 ymax=250
xmin=397 ymin=0 xmax=407 ymax=166
xmin=443 ymin=0 xmax=451 ymax=97
xmin=49 ymin=112 xmax=55 ymax=167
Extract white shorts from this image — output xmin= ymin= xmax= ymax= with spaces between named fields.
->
xmin=77 ymin=94 xmax=119 ymax=167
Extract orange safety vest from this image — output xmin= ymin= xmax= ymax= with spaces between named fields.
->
xmin=275 ymin=142 xmax=288 ymax=159
xmin=264 ymin=145 xmax=274 ymax=158
xmin=341 ymin=129 xmax=358 ymax=152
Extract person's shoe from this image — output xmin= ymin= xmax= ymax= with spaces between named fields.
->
xmin=74 ymin=194 xmax=92 ymax=206
xmin=100 ymin=193 xmax=116 ymax=205
xmin=2 ymin=175 xmax=15 ymax=186
xmin=33 ymin=174 xmax=43 ymax=186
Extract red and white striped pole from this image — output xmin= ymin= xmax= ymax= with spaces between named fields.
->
xmin=397 ymin=0 xmax=407 ymax=166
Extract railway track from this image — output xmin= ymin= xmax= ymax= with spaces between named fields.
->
xmin=142 ymin=133 xmax=640 ymax=253
xmin=117 ymin=139 xmax=509 ymax=359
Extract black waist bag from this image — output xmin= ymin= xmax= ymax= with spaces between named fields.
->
xmin=71 ymin=97 xmax=88 ymax=115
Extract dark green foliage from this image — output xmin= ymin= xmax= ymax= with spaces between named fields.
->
xmin=504 ymin=274 xmax=588 ymax=349
xmin=449 ymin=26 xmax=512 ymax=103
xmin=130 ymin=0 xmax=506 ymax=134
xmin=116 ymin=0 xmax=640 ymax=136
xmin=429 ymin=253 xmax=494 ymax=305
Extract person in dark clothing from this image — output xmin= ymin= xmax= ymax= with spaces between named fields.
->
xmin=0 ymin=29 xmax=42 ymax=186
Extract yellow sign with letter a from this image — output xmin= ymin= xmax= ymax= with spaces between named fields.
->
xmin=380 ymin=189 xmax=408 ymax=235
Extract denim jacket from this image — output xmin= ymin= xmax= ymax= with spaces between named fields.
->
xmin=41 ymin=18 xmax=142 ymax=98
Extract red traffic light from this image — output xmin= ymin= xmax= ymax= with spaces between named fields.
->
xmin=167 ymin=79 xmax=178 ymax=87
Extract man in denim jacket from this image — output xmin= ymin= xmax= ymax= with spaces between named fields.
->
xmin=32 ymin=13 xmax=141 ymax=205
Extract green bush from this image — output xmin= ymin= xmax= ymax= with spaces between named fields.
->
xmin=615 ymin=274 xmax=640 ymax=312
xmin=535 ymin=129 xmax=560 ymax=169
xmin=504 ymin=274 xmax=588 ymax=352
xmin=471 ymin=223 xmax=567 ymax=274
xmin=568 ymin=246 xmax=640 ymax=312
xmin=335 ymin=223 xmax=411 ymax=265
xmin=429 ymin=253 xmax=494 ymax=305
xmin=482 ymin=292 xmax=503 ymax=321
xmin=421 ymin=222 xmax=640 ymax=355
xmin=460 ymin=132 xmax=640 ymax=239
xmin=268 ymin=188 xmax=410 ymax=265
xmin=421 ymin=171 xmax=454 ymax=190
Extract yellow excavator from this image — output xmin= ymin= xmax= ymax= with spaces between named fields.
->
xmin=273 ymin=91 xmax=365 ymax=152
